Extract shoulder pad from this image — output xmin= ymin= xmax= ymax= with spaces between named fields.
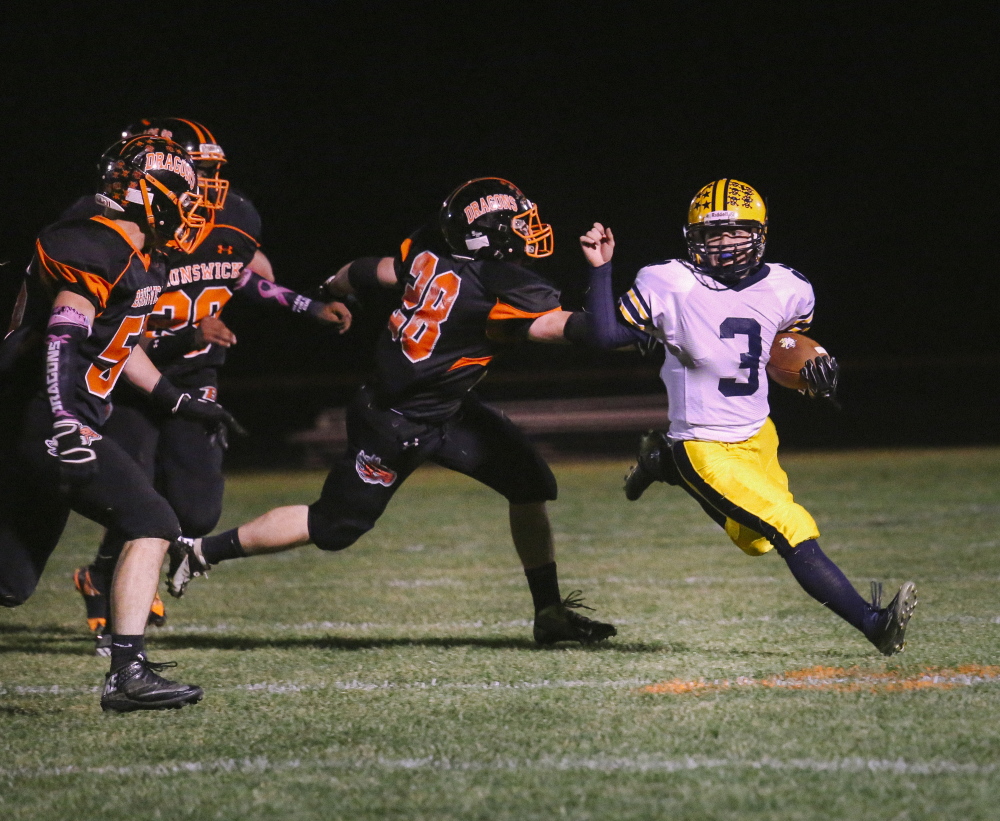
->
xmin=38 ymin=218 xmax=134 ymax=274
xmin=215 ymin=188 xmax=262 ymax=241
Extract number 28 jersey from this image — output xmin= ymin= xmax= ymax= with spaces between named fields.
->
xmin=619 ymin=261 xmax=815 ymax=443
xmin=372 ymin=228 xmax=562 ymax=422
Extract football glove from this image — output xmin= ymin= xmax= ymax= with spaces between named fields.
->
xmin=151 ymin=378 xmax=248 ymax=438
xmin=45 ymin=418 xmax=102 ymax=487
xmin=800 ymin=355 xmax=839 ymax=402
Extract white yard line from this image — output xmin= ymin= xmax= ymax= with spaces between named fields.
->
xmin=5 ymin=668 xmax=1000 ymax=698
xmin=3 ymin=754 xmax=997 ymax=781
xmin=0 ymin=678 xmax=655 ymax=697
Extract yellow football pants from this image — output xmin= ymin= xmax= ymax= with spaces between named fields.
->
xmin=671 ymin=418 xmax=819 ymax=556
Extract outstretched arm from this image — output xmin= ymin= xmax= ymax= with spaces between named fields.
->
xmin=565 ymin=223 xmax=648 ymax=349
xmin=320 ymin=256 xmax=400 ymax=298
xmin=233 ymin=268 xmax=351 ymax=333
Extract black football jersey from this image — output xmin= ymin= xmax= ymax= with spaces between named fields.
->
xmin=59 ymin=190 xmax=262 ymax=385
xmin=145 ymin=189 xmax=262 ymax=382
xmin=371 ymin=228 xmax=562 ymax=421
xmin=23 ymin=216 xmax=166 ymax=427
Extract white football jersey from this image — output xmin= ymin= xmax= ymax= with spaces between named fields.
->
xmin=619 ymin=261 xmax=815 ymax=442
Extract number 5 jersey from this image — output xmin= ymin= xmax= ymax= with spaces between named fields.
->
xmin=618 ymin=261 xmax=815 ymax=443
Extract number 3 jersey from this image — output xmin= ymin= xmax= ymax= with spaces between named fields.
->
xmin=619 ymin=261 xmax=814 ymax=443
xmin=371 ymin=228 xmax=562 ymax=423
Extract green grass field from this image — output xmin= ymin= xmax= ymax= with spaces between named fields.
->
xmin=3 ymin=447 xmax=1000 ymax=820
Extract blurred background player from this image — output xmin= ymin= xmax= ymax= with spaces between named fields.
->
xmin=166 ymin=177 xmax=617 ymax=645
xmin=570 ymin=179 xmax=917 ymax=655
xmin=67 ymin=118 xmax=352 ymax=653
xmin=0 ymin=135 xmax=242 ymax=711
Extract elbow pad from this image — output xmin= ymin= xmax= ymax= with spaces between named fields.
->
xmin=562 ymin=311 xmax=591 ymax=346
xmin=347 ymin=257 xmax=383 ymax=294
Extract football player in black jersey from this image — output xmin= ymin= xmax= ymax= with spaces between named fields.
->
xmin=166 ymin=178 xmax=616 ymax=645
xmin=65 ymin=119 xmax=352 ymax=652
xmin=0 ymin=136 xmax=244 ymax=711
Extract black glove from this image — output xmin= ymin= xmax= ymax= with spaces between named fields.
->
xmin=800 ymin=355 xmax=840 ymax=402
xmin=151 ymin=378 xmax=248 ymax=438
xmin=45 ymin=417 xmax=102 ymax=487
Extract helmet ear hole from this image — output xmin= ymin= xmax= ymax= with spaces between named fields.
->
xmin=440 ymin=177 xmax=553 ymax=261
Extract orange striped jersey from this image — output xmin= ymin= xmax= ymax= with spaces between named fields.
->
xmin=372 ymin=227 xmax=562 ymax=422
xmin=61 ymin=189 xmax=262 ymax=382
xmin=25 ymin=216 xmax=166 ymax=426
xmin=146 ymin=188 xmax=261 ymax=380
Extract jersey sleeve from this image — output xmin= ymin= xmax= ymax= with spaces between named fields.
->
xmin=617 ymin=267 xmax=659 ymax=336
xmin=484 ymin=261 xmax=562 ymax=321
xmin=779 ymin=271 xmax=816 ymax=333
xmin=31 ymin=220 xmax=132 ymax=312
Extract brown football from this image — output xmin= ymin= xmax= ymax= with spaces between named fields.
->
xmin=766 ymin=332 xmax=828 ymax=390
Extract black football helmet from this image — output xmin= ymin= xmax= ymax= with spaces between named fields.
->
xmin=123 ymin=117 xmax=229 ymax=211
xmin=440 ymin=177 xmax=553 ymax=261
xmin=95 ymin=135 xmax=206 ymax=251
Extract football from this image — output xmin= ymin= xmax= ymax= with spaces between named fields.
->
xmin=766 ymin=332 xmax=828 ymax=390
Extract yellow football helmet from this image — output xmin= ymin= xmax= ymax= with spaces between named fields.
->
xmin=684 ymin=179 xmax=767 ymax=283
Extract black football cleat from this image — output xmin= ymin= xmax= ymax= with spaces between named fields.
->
xmin=100 ymin=656 xmax=203 ymax=713
xmin=534 ymin=591 xmax=617 ymax=646
xmin=624 ymin=430 xmax=674 ymax=501
xmin=166 ymin=537 xmax=210 ymax=598
xmin=867 ymin=581 xmax=918 ymax=656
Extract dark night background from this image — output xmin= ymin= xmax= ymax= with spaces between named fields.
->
xmin=0 ymin=4 xmax=992 ymax=464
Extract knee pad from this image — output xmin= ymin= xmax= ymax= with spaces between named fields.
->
xmin=307 ymin=504 xmax=373 ymax=552
xmin=505 ymin=470 xmax=557 ymax=505
xmin=176 ymin=503 xmax=223 ymax=539
xmin=0 ymin=592 xmax=27 ymax=608
xmin=725 ymin=518 xmax=774 ymax=556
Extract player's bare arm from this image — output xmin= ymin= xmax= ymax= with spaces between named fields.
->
xmin=526 ymin=310 xmax=573 ymax=343
xmin=247 ymin=249 xmax=275 ymax=282
xmin=122 ymin=344 xmax=165 ymax=393
xmin=322 ymin=256 xmax=400 ymax=297
xmin=52 ymin=289 xmax=96 ymax=323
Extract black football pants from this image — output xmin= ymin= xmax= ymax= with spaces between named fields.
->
xmin=307 ymin=386 xmax=557 ymax=552
xmin=0 ymin=394 xmax=180 ymax=606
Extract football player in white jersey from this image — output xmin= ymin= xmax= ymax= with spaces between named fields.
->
xmin=569 ymin=179 xmax=917 ymax=655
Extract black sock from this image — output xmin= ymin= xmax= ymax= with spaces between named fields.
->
xmin=91 ymin=551 xmax=118 ymax=593
xmin=779 ymin=539 xmax=876 ymax=633
xmin=110 ymin=634 xmax=146 ymax=671
xmin=201 ymin=528 xmax=247 ymax=564
xmin=525 ymin=562 xmax=561 ymax=614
